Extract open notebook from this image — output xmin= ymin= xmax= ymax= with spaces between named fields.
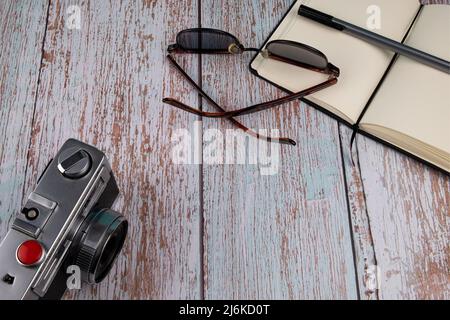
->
xmin=250 ymin=0 xmax=450 ymax=173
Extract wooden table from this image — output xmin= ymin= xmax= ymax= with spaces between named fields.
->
xmin=0 ymin=0 xmax=448 ymax=300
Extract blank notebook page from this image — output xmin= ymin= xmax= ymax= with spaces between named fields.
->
xmin=250 ymin=0 xmax=420 ymax=123
xmin=360 ymin=5 xmax=450 ymax=166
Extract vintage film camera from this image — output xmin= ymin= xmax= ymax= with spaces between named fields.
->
xmin=0 ymin=139 xmax=128 ymax=299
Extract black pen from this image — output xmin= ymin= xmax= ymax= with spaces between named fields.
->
xmin=298 ymin=5 xmax=450 ymax=74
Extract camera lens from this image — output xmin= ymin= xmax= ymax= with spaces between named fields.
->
xmin=74 ymin=209 xmax=128 ymax=284
xmin=94 ymin=220 xmax=127 ymax=282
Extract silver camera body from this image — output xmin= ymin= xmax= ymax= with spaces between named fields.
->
xmin=0 ymin=139 xmax=128 ymax=300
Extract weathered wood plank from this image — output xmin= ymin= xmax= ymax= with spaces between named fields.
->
xmin=347 ymin=130 xmax=449 ymax=299
xmin=340 ymin=0 xmax=450 ymax=300
xmin=339 ymin=125 xmax=380 ymax=300
xmin=341 ymin=119 xmax=449 ymax=300
xmin=2 ymin=0 xmax=447 ymax=301
xmin=200 ymin=0 xmax=358 ymax=299
xmin=0 ymin=1 xmax=49 ymax=241
xmin=24 ymin=0 xmax=201 ymax=299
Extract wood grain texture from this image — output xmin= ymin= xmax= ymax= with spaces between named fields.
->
xmin=339 ymin=125 xmax=378 ymax=300
xmin=0 ymin=0 xmax=448 ymax=300
xmin=23 ymin=0 xmax=201 ymax=299
xmin=342 ymin=119 xmax=449 ymax=300
xmin=343 ymin=0 xmax=450 ymax=300
xmin=0 ymin=1 xmax=49 ymax=241
xmin=349 ymin=130 xmax=449 ymax=299
xmin=200 ymin=0 xmax=358 ymax=299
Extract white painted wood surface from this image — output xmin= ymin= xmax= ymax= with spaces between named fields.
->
xmin=0 ymin=1 xmax=49 ymax=243
xmin=0 ymin=0 xmax=448 ymax=300
xmin=339 ymin=125 xmax=379 ymax=300
xmin=354 ymin=131 xmax=449 ymax=299
xmin=200 ymin=0 xmax=358 ymax=299
xmin=341 ymin=0 xmax=450 ymax=300
xmin=21 ymin=0 xmax=202 ymax=299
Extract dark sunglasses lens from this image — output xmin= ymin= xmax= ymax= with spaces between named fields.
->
xmin=177 ymin=29 xmax=238 ymax=52
xmin=266 ymin=41 xmax=328 ymax=69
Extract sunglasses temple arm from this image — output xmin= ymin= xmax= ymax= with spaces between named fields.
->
xmin=164 ymin=77 xmax=337 ymax=118
xmin=230 ymin=77 xmax=337 ymax=117
xmin=166 ymin=55 xmax=219 ymax=108
xmin=162 ymin=97 xmax=293 ymax=145
xmin=164 ymin=55 xmax=296 ymax=146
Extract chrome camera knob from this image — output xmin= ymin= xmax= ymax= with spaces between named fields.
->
xmin=57 ymin=148 xmax=92 ymax=179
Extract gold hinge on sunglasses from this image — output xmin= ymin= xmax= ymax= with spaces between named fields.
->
xmin=228 ymin=43 xmax=242 ymax=54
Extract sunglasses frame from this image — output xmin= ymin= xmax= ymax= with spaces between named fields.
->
xmin=168 ymin=28 xmax=247 ymax=54
xmin=166 ymin=55 xmax=297 ymax=145
xmin=164 ymin=28 xmax=340 ymax=144
xmin=265 ymin=39 xmax=340 ymax=77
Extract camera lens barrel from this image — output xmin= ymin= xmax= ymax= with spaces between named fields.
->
xmin=74 ymin=209 xmax=128 ymax=284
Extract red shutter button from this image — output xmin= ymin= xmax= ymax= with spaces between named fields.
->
xmin=16 ymin=240 xmax=44 ymax=266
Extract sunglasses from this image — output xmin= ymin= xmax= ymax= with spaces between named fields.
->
xmin=163 ymin=28 xmax=340 ymax=145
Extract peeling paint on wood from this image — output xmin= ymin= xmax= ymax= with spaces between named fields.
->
xmin=200 ymin=0 xmax=358 ymax=299
xmin=0 ymin=0 xmax=49 ymax=241
xmin=339 ymin=125 xmax=379 ymax=300
xmin=23 ymin=0 xmax=202 ymax=299
xmin=0 ymin=0 xmax=448 ymax=300
xmin=355 ymin=133 xmax=449 ymax=299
